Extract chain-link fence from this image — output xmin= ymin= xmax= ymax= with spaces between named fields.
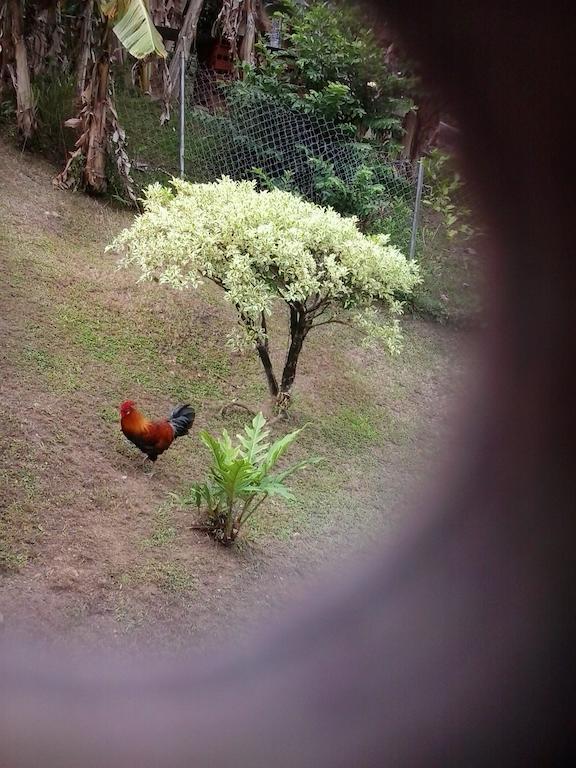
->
xmin=115 ymin=60 xmax=480 ymax=322
xmin=180 ymin=62 xmax=421 ymax=253
xmin=121 ymin=59 xmax=425 ymax=256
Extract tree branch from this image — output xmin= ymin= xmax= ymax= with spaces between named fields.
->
xmin=309 ymin=303 xmax=331 ymax=322
xmin=219 ymin=402 xmax=258 ymax=417
xmin=311 ymin=318 xmax=354 ymax=329
xmin=207 ymin=276 xmax=225 ymax=289
xmin=306 ymin=295 xmax=329 ymax=314
xmin=260 ymin=311 xmax=268 ymax=343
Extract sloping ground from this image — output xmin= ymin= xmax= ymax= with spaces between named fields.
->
xmin=0 ymin=138 xmax=474 ymax=651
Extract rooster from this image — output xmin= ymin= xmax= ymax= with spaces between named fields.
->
xmin=119 ymin=400 xmax=195 ymax=465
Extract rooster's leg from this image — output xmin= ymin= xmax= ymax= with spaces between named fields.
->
xmin=142 ymin=455 xmax=156 ymax=477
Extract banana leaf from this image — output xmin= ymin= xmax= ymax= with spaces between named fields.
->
xmin=99 ymin=0 xmax=167 ymax=59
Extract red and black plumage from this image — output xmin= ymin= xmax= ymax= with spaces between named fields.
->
xmin=119 ymin=400 xmax=195 ymax=462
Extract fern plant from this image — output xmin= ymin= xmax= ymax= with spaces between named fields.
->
xmin=181 ymin=413 xmax=321 ymax=546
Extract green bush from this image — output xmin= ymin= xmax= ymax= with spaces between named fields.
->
xmin=239 ymin=0 xmax=413 ymax=143
xmin=179 ymin=413 xmax=321 ymax=545
xmin=250 ymin=146 xmax=414 ymax=247
xmin=422 ymin=149 xmax=476 ymax=242
xmin=111 ymin=177 xmax=420 ymax=406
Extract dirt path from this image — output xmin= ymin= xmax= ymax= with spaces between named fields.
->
xmin=0 ymin=138 xmax=473 ymax=652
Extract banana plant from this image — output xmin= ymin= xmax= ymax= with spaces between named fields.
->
xmin=56 ymin=0 xmax=166 ymax=196
xmin=2 ymin=0 xmax=37 ymax=140
xmin=181 ymin=412 xmax=322 ymax=545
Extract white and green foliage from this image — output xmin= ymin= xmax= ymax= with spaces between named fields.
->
xmin=181 ymin=413 xmax=321 ymax=545
xmin=112 ymin=177 xmax=420 ymax=404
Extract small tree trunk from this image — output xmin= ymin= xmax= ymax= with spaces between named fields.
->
xmin=76 ymin=0 xmax=94 ymax=98
xmin=168 ymin=0 xmax=204 ymax=99
xmin=239 ymin=0 xmax=257 ymax=65
xmin=148 ymin=0 xmax=175 ymax=118
xmin=253 ymin=311 xmax=279 ymax=397
xmin=256 ymin=340 xmax=279 ymax=398
xmin=27 ymin=2 xmax=62 ymax=77
xmin=9 ymin=0 xmax=36 ymax=140
xmin=279 ymin=330 xmax=306 ymax=402
xmin=1 ymin=3 xmax=13 ymax=96
xmin=402 ymin=94 xmax=441 ymax=163
xmin=55 ymin=17 xmax=114 ymax=196
xmin=83 ymin=24 xmax=112 ymax=193
xmin=278 ymin=305 xmax=310 ymax=408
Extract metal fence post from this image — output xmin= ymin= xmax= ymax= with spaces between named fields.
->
xmin=409 ymin=158 xmax=425 ymax=260
xmin=179 ymin=41 xmax=186 ymax=179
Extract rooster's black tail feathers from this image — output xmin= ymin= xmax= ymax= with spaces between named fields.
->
xmin=169 ymin=403 xmax=195 ymax=438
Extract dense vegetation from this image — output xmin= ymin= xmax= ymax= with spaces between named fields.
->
xmin=240 ymin=0 xmax=413 ymax=143
xmin=221 ymin=1 xmax=415 ymax=240
xmin=0 ymin=2 xmax=414 ymax=225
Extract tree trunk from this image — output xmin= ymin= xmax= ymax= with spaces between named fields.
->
xmin=217 ymin=0 xmax=268 ymax=68
xmin=168 ymin=0 xmax=204 ymax=99
xmin=256 ymin=341 xmax=280 ymax=398
xmin=83 ymin=24 xmax=112 ymax=193
xmin=224 ymin=509 xmax=236 ymax=544
xmin=8 ymin=0 xmax=36 ymax=140
xmin=252 ymin=311 xmax=279 ymax=397
xmin=278 ymin=305 xmax=310 ymax=407
xmin=239 ymin=0 xmax=257 ymax=65
xmin=402 ymin=93 xmax=441 ymax=163
xmin=55 ymin=16 xmax=113 ymax=195
xmin=76 ymin=0 xmax=94 ymax=98
xmin=279 ymin=329 xmax=306 ymax=401
xmin=148 ymin=0 xmax=178 ymax=118
xmin=27 ymin=2 xmax=62 ymax=77
xmin=0 ymin=2 xmax=13 ymax=97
